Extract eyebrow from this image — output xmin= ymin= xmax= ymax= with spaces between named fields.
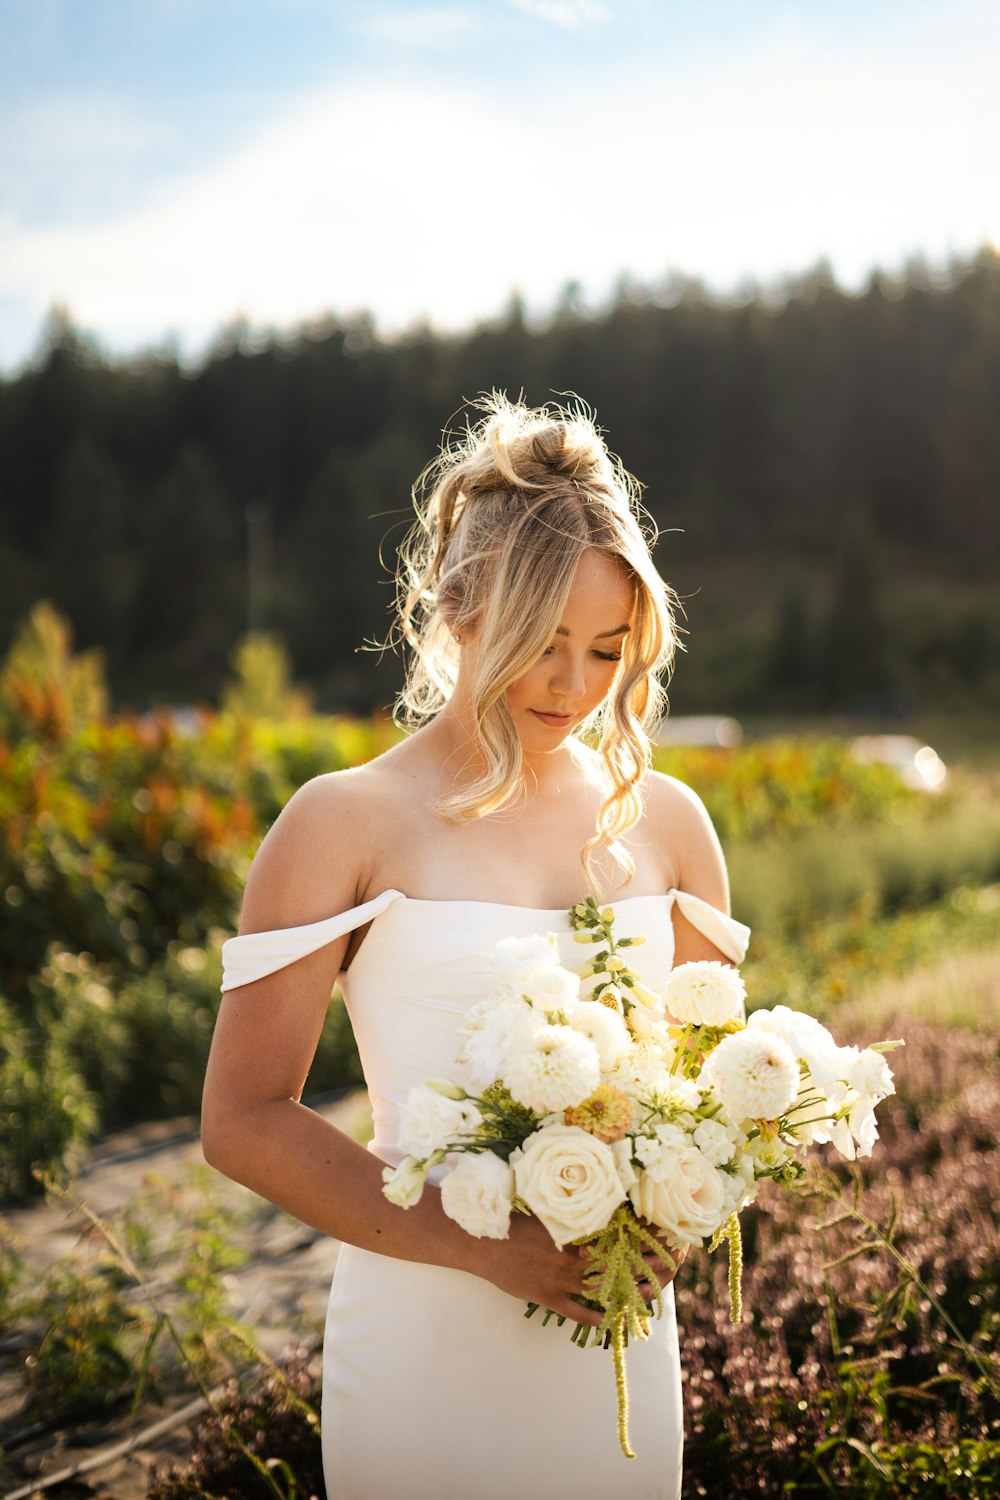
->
xmin=555 ymin=623 xmax=632 ymax=639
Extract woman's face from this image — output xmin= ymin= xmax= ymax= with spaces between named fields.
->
xmin=505 ymin=550 xmax=636 ymax=752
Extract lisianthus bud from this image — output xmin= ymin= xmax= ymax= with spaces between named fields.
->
xmin=601 ymin=907 xmax=615 ymax=924
xmin=426 ymin=1078 xmax=467 ymax=1100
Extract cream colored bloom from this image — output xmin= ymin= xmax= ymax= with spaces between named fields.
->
xmin=564 ymin=998 xmax=632 ymax=1069
xmin=629 ymin=1147 xmax=728 ymax=1245
xmin=664 ymin=960 xmax=747 ymax=1026
xmin=397 ymin=1084 xmax=482 ymax=1161
xmin=512 ymin=1123 xmax=627 ymax=1248
xmin=490 ymin=932 xmax=564 ymax=996
xmin=504 ymin=1026 xmax=601 ymax=1113
xmin=457 ymin=996 xmax=545 ymax=1092
xmin=701 ymin=1028 xmax=800 ymax=1122
xmin=382 ymin=1157 xmax=428 ymax=1208
xmin=440 ymin=1152 xmax=514 ymax=1239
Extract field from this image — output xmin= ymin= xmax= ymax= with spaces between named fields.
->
xmin=1 ymin=688 xmax=998 ymax=1496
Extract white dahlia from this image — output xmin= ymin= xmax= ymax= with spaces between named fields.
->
xmin=701 ymin=1028 xmax=800 ymax=1122
xmin=664 ymin=960 xmax=747 ymax=1027
xmin=505 ymin=1026 xmax=601 ymax=1113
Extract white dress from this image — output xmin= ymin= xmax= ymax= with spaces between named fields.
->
xmin=221 ymin=888 xmax=751 ymax=1500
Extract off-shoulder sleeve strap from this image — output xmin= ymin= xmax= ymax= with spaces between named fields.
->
xmin=666 ymin=887 xmax=751 ymax=965
xmin=220 ymin=888 xmax=406 ymax=993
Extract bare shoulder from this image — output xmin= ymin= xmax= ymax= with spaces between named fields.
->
xmin=236 ymin=754 xmax=401 ymax=936
xmin=643 ymin=769 xmax=731 ymax=912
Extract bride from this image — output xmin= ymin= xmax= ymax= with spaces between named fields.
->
xmin=202 ymin=393 xmax=750 ymax=1499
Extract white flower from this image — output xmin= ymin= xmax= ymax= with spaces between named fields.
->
xmin=606 ymin=1040 xmax=672 ymax=1102
xmin=701 ymin=1029 xmax=800 ymax=1122
xmin=440 ymin=1152 xmax=514 ymax=1239
xmin=505 ymin=1026 xmax=601 ymax=1113
xmin=629 ymin=1147 xmax=728 ymax=1246
xmin=511 ymin=1124 xmax=627 ymax=1248
xmin=625 ymin=1000 xmax=674 ymax=1050
xmin=693 ymin=1117 xmax=738 ymax=1167
xmin=746 ymin=1133 xmax=795 ymax=1174
xmin=635 ymin=1123 xmax=689 ymax=1170
xmin=610 ymin=1137 xmax=638 ymax=1193
xmin=664 ymin=961 xmax=746 ymax=1026
xmin=397 ymin=1085 xmax=482 ymax=1161
xmin=522 ymin=963 xmax=582 ymax=1013
xmin=457 ymin=996 xmax=545 ymax=1092
xmin=832 ymin=1046 xmax=895 ymax=1159
xmin=564 ymin=999 xmax=632 ymax=1069
xmin=491 ymin=933 xmax=562 ymax=993
xmin=382 ymin=1157 xmax=429 ymax=1208
xmin=747 ymin=1005 xmax=837 ymax=1072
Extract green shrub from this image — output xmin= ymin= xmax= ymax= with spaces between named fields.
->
xmin=0 ymin=993 xmax=97 ymax=1200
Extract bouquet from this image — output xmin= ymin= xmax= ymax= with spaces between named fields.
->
xmin=382 ymin=895 xmax=901 ymax=1457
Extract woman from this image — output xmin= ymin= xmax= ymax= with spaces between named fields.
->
xmin=202 ymin=394 xmax=751 ymax=1499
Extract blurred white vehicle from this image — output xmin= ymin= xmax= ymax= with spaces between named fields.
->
xmin=847 ymin=734 xmax=948 ymax=792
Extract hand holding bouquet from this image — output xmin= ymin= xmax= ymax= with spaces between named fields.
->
xmin=383 ymin=896 xmax=901 ymax=1457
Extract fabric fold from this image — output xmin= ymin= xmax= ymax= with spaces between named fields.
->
xmin=667 ymin=887 xmax=751 ymax=965
xmin=220 ymin=888 xmax=406 ymax=992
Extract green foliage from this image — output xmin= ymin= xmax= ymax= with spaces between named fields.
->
xmin=0 ymin=598 xmax=108 ymax=742
xmin=0 ymin=991 xmax=97 ymax=1200
xmin=654 ymin=736 xmax=916 ymax=841
xmin=220 ymin=633 xmax=314 ymax=721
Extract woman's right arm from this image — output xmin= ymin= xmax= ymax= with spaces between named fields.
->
xmin=200 ymin=773 xmax=611 ymax=1324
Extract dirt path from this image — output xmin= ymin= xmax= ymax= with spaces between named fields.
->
xmin=1 ymin=1092 xmax=370 ymax=1499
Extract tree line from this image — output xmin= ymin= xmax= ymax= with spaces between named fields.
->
xmin=1 ymin=246 xmax=998 ymax=717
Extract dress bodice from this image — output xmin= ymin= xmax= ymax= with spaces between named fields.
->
xmin=220 ymin=889 xmax=751 ymax=1174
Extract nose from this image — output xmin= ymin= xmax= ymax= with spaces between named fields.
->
xmin=548 ymin=651 xmax=587 ymax=702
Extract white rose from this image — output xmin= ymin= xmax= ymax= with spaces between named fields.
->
xmin=628 ymin=1147 xmax=728 ymax=1245
xmin=664 ymin=961 xmax=746 ymax=1026
xmin=564 ymin=999 xmax=632 ymax=1069
xmin=440 ymin=1152 xmax=514 ymax=1239
xmin=512 ymin=1124 xmax=627 ymax=1248
xmin=693 ymin=1117 xmax=738 ymax=1167
xmin=505 ymin=1026 xmax=601 ymax=1113
xmin=701 ymin=1029 xmax=800 ymax=1122
xmin=397 ymin=1084 xmax=482 ymax=1161
xmin=382 ymin=1157 xmax=428 ymax=1208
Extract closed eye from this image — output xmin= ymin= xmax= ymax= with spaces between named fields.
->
xmin=541 ymin=647 xmax=622 ymax=661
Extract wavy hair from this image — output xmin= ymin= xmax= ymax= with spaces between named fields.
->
xmin=388 ymin=392 xmax=684 ymax=895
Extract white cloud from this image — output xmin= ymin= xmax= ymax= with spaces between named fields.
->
xmin=502 ymin=0 xmax=611 ymax=26
xmin=0 ymin=9 xmax=996 ymax=366
xmin=362 ymin=6 xmax=484 ymax=48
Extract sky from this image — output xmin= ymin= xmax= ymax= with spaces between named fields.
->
xmin=0 ymin=0 xmax=996 ymax=373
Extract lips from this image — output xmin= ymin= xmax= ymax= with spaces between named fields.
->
xmin=531 ymin=710 xmax=574 ymax=726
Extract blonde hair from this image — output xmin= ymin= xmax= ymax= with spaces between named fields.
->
xmin=390 ymin=392 xmax=684 ymax=894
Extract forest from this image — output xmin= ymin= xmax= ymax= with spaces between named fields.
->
xmin=1 ymin=244 xmax=998 ymax=719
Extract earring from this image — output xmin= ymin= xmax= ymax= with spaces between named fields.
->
xmin=453 ymin=632 xmax=461 ymax=644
